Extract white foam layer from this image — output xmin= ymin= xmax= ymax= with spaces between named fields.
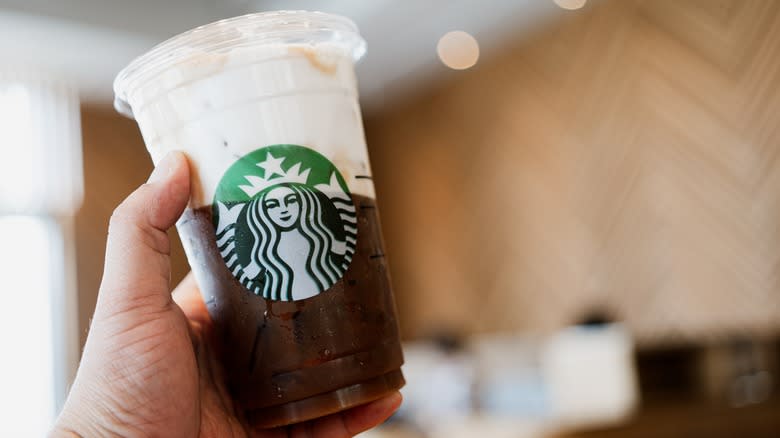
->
xmin=127 ymin=44 xmax=375 ymax=207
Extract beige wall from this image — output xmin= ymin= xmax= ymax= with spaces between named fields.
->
xmin=365 ymin=0 xmax=780 ymax=343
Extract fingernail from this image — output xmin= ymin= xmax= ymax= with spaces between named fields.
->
xmin=388 ymin=392 xmax=403 ymax=411
xmin=148 ymin=152 xmax=179 ymax=183
xmin=374 ymin=392 xmax=403 ymax=416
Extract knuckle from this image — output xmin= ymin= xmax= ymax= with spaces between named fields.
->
xmin=109 ymin=185 xmax=152 ymax=229
xmin=108 ymin=204 xmax=136 ymax=234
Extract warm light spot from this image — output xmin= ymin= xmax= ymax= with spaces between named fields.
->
xmin=437 ymin=31 xmax=480 ymax=70
xmin=554 ymin=0 xmax=587 ymax=10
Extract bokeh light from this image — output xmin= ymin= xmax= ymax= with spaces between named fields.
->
xmin=554 ymin=0 xmax=588 ymax=10
xmin=437 ymin=30 xmax=480 ymax=70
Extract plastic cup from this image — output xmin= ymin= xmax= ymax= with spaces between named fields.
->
xmin=114 ymin=11 xmax=404 ymax=428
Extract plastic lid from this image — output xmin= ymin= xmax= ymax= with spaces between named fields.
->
xmin=113 ymin=10 xmax=366 ymax=118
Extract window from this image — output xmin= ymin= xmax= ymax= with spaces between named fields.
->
xmin=0 ymin=75 xmax=82 ymax=435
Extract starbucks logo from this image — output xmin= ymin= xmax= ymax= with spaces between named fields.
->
xmin=213 ymin=145 xmax=357 ymax=301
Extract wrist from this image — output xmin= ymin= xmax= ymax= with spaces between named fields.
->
xmin=50 ymin=408 xmax=105 ymax=438
xmin=51 ymin=385 xmax=125 ymax=438
xmin=48 ymin=425 xmax=83 ymax=438
xmin=51 ymin=407 xmax=124 ymax=438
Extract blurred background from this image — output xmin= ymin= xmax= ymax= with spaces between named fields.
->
xmin=2 ymin=0 xmax=780 ymax=436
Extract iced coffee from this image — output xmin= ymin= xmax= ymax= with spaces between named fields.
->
xmin=113 ymin=11 xmax=404 ymax=428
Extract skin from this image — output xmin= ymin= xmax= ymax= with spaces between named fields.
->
xmin=263 ymin=186 xmax=301 ymax=231
xmin=50 ymin=152 xmax=401 ymax=438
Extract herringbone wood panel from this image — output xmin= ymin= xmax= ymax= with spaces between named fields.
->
xmin=366 ymin=0 xmax=780 ymax=344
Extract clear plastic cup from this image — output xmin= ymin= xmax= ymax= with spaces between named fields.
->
xmin=114 ymin=11 xmax=404 ymax=428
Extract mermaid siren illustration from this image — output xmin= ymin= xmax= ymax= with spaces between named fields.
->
xmin=214 ymin=149 xmax=358 ymax=302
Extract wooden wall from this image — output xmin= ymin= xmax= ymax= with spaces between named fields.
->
xmin=364 ymin=0 xmax=780 ymax=343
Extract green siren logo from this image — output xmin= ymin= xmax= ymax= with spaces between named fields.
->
xmin=213 ymin=145 xmax=357 ymax=301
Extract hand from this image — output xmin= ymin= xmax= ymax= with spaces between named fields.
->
xmin=51 ymin=152 xmax=401 ymax=437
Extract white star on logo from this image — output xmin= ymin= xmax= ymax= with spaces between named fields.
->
xmin=256 ymin=152 xmax=286 ymax=178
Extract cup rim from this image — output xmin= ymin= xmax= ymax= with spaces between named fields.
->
xmin=113 ymin=10 xmax=366 ymax=118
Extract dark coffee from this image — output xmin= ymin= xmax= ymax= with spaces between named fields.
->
xmin=177 ymin=194 xmax=404 ymax=428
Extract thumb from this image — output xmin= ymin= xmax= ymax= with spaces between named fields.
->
xmin=94 ymin=151 xmax=191 ymax=319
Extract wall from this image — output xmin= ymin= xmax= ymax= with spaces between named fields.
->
xmin=365 ymin=0 xmax=780 ymax=343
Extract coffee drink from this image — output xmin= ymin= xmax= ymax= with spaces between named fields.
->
xmin=114 ymin=11 xmax=404 ymax=428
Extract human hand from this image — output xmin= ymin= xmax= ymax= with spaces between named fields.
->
xmin=51 ymin=152 xmax=401 ymax=437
